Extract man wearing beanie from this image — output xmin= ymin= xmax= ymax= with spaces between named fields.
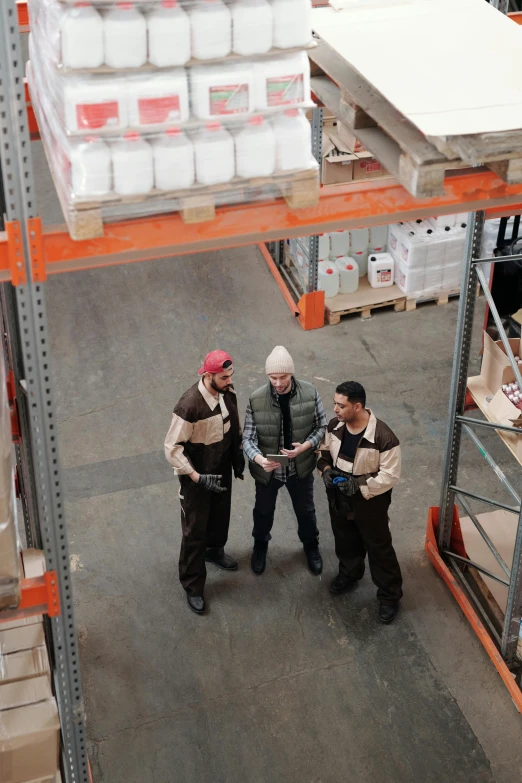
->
xmin=164 ymin=350 xmax=245 ymax=615
xmin=242 ymin=346 xmax=327 ymax=575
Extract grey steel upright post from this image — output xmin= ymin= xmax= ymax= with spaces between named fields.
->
xmin=307 ymin=107 xmax=323 ymax=294
xmin=438 ymin=212 xmax=484 ymax=549
xmin=0 ymin=2 xmax=89 ymax=781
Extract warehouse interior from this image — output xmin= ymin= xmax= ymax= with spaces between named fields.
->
xmin=3 ymin=1 xmax=522 ymax=782
xmin=28 ymin=145 xmax=521 ymax=782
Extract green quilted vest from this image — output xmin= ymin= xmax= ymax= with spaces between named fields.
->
xmin=249 ymin=379 xmax=318 ymax=486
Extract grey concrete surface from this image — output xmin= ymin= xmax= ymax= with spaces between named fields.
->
xmin=43 ymin=246 xmax=522 ymax=783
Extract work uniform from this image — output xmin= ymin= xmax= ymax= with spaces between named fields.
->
xmin=164 ymin=379 xmax=241 ymax=596
xmin=243 ymin=379 xmax=327 ymax=548
xmin=318 ymin=410 xmax=403 ymax=604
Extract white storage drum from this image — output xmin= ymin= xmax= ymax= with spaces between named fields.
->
xmin=194 ymin=121 xmax=235 ymax=185
xmin=64 ymin=76 xmax=128 ymax=132
xmin=368 ymin=252 xmax=394 ymax=288
xmin=151 ymin=128 xmax=195 ymax=191
xmin=235 ymin=115 xmax=276 ymax=178
xmin=61 ymin=3 xmax=104 ymax=69
xmin=147 ymin=0 xmax=191 ymax=67
xmin=190 ymin=63 xmax=255 ymax=119
xmin=112 ymin=132 xmax=154 ymax=195
xmin=231 ymin=0 xmax=273 ymax=56
xmin=70 ymin=136 xmax=112 ymax=196
xmin=189 ymin=0 xmax=232 ymax=60
xmin=272 ymin=0 xmax=312 ymax=49
xmin=127 ymin=71 xmax=190 ymax=128
xmin=103 ymin=3 xmax=147 ymax=69
xmin=255 ymin=51 xmax=310 ymax=109
xmin=271 ymin=108 xmax=313 ymax=171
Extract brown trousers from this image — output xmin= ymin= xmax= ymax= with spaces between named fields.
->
xmin=327 ymin=488 xmax=403 ymax=605
xmin=178 ymin=460 xmax=232 ymax=596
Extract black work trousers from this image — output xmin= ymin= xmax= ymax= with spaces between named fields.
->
xmin=252 ymin=473 xmax=319 ymax=549
xmin=178 ymin=460 xmax=232 ymax=596
xmin=328 ymin=489 xmax=403 ymax=605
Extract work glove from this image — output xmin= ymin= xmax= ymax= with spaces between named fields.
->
xmin=335 ymin=474 xmax=360 ymax=496
xmin=234 ymin=450 xmax=246 ymax=480
xmin=322 ymin=467 xmax=344 ymax=490
xmin=198 ymin=474 xmax=227 ymax=493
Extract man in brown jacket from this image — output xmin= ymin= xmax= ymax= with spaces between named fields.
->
xmin=318 ymin=381 xmax=403 ymax=623
xmin=164 ymin=350 xmax=244 ymax=615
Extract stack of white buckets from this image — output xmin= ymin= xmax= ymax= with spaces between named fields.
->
xmin=317 ymin=226 xmax=393 ymax=298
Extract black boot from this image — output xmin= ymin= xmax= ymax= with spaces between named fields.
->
xmin=186 ymin=593 xmax=205 ymax=614
xmin=378 ymin=602 xmax=400 ymax=623
xmin=251 ymin=541 xmax=268 ymax=575
xmin=305 ymin=546 xmax=323 ymax=575
xmin=205 ymin=547 xmax=238 ymax=571
xmin=330 ymin=573 xmax=358 ymax=595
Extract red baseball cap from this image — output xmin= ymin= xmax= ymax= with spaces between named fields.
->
xmin=198 ymin=350 xmax=233 ymax=375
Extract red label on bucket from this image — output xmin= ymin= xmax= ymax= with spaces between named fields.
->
xmin=266 ymin=74 xmax=304 ymax=106
xmin=76 ymin=101 xmax=119 ymax=129
xmin=210 ymin=84 xmax=249 ymax=115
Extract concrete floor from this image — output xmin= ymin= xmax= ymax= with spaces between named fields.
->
xmin=33 ymin=142 xmax=522 ymax=781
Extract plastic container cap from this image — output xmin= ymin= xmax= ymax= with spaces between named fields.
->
xmin=249 ymin=115 xmax=264 ymax=126
xmin=370 ymin=256 xmax=376 ymax=261
xmin=284 ymin=109 xmax=299 ymax=118
xmin=162 ymin=0 xmax=178 ymax=5
xmin=166 ymin=127 xmax=181 ymax=136
xmin=117 ymin=2 xmax=133 ymax=8
xmin=346 ymin=264 xmax=353 ymax=270
xmin=75 ymin=2 xmax=90 ymax=7
xmin=206 ymin=121 xmax=222 ymax=131
xmin=124 ymin=131 xmax=140 ymax=141
xmin=326 ymin=269 xmax=334 ymax=275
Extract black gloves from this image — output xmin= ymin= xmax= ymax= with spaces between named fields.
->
xmin=336 ymin=474 xmax=360 ymax=496
xmin=322 ymin=467 xmax=344 ymax=489
xmin=235 ymin=450 xmax=246 ymax=480
xmin=198 ymin=474 xmax=227 ymax=493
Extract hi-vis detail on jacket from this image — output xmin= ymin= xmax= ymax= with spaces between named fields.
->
xmin=164 ymin=379 xmax=240 ymax=476
xmin=317 ymin=409 xmax=401 ymax=500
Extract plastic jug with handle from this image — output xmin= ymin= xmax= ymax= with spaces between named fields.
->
xmin=335 ymin=257 xmax=359 ymax=294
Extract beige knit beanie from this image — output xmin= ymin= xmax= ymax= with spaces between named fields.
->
xmin=265 ymin=346 xmax=295 ymax=375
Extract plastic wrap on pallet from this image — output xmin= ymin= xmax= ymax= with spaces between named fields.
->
xmin=27 ymin=0 xmax=313 ymax=71
xmin=0 ymin=357 xmax=20 ymax=612
xmin=29 ymin=34 xmax=312 ymax=136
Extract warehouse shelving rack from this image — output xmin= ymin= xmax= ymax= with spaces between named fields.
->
xmin=2 ymin=1 xmax=522 ymax=779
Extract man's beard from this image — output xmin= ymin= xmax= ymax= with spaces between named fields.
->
xmin=211 ymin=377 xmax=229 ymax=393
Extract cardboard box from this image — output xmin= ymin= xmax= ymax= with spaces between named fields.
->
xmin=321 ymin=133 xmax=356 ymax=185
xmin=0 ymin=647 xmax=50 ymax=685
xmin=487 ymin=390 xmax=522 ymax=461
xmin=0 ymin=623 xmax=45 ymax=655
xmin=0 ymin=699 xmax=60 ymax=783
xmin=22 ymin=550 xmax=46 ymax=579
xmin=336 ymin=122 xmax=367 ymax=154
xmin=481 ymin=331 xmax=522 ymax=393
xmin=352 ymin=152 xmax=390 ymax=181
xmin=0 ymin=675 xmax=51 ymax=711
xmin=0 ymin=615 xmax=43 ymax=632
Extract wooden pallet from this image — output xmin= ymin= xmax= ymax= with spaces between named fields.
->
xmin=325 ymin=278 xmax=406 ymax=324
xmin=310 ymin=37 xmax=522 ymax=195
xmin=404 ymin=288 xmax=460 ymax=312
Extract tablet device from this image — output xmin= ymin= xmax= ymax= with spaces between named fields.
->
xmin=267 ymin=454 xmax=290 ymax=467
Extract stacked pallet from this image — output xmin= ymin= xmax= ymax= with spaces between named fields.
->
xmin=309 ymin=37 xmax=522 ymax=198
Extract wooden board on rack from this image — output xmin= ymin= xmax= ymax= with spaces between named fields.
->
xmin=325 ymin=277 xmax=405 ymax=324
xmin=467 ymin=375 xmax=522 ymax=467
xmin=405 ymin=287 xmax=460 ymax=312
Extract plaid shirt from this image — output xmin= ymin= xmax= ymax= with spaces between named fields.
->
xmin=243 ymin=381 xmax=327 ymax=482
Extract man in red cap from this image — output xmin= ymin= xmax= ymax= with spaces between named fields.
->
xmin=164 ymin=350 xmax=245 ymax=614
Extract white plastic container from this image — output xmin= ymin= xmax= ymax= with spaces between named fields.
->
xmin=329 ymin=230 xmax=350 ymax=260
xmin=255 ymin=51 xmax=310 ymax=110
xmin=127 ymin=71 xmax=190 ymax=128
xmin=194 ymin=122 xmax=235 ymax=185
xmin=61 ymin=4 xmax=104 ymax=69
xmin=318 ymin=263 xmax=339 ymax=298
xmin=189 ymin=0 xmax=232 ymax=60
xmin=63 ymin=77 xmax=128 ymax=132
xmin=190 ymin=63 xmax=255 ymax=119
xmin=356 ymin=249 xmax=369 ymax=277
xmin=147 ymin=0 xmax=191 ymax=67
xmin=151 ymin=128 xmax=194 ymax=191
xmin=349 ymin=228 xmax=369 ymax=277
xmin=368 ymin=253 xmax=394 ymax=288
xmin=335 ymin=257 xmax=359 ymax=294
xmin=429 ymin=214 xmax=457 ymax=231
xmin=70 ymin=136 xmax=112 ymax=196
xmin=232 ymin=0 xmax=273 ymax=55
xmin=235 ymin=115 xmax=276 ymax=178
xmin=317 ymin=233 xmax=329 ymax=261
xmin=272 ymin=0 xmax=312 ymax=49
xmin=112 ymin=132 xmax=153 ymax=195
xmin=271 ymin=109 xmax=313 ymax=171
xmin=369 ymin=224 xmax=388 ymax=253
xmin=103 ymin=3 xmax=147 ymax=69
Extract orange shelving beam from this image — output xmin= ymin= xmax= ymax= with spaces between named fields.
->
xmin=0 ymin=571 xmax=60 ymax=624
